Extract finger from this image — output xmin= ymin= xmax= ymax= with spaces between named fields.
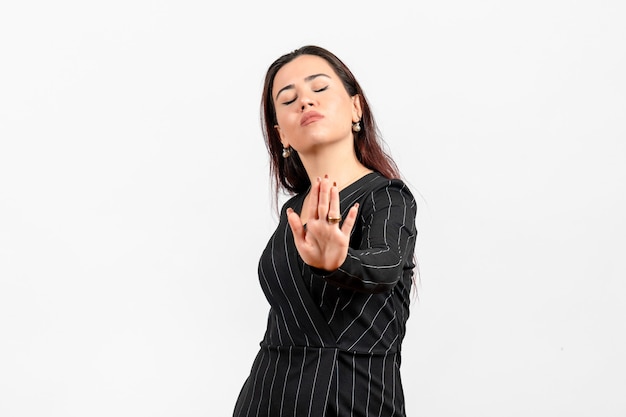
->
xmin=317 ymin=175 xmax=331 ymax=220
xmin=305 ymin=177 xmax=321 ymax=221
xmin=327 ymin=181 xmax=341 ymax=221
xmin=286 ymin=207 xmax=306 ymax=244
xmin=340 ymin=203 xmax=360 ymax=235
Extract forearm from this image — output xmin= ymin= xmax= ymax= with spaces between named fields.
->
xmin=310 ymin=183 xmax=417 ymax=293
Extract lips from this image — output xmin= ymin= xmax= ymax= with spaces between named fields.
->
xmin=300 ymin=111 xmax=324 ymax=126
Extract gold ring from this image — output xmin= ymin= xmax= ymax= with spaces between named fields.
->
xmin=327 ymin=215 xmax=342 ymax=224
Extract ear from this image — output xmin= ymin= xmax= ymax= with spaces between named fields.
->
xmin=274 ymin=124 xmax=289 ymax=148
xmin=351 ymin=94 xmax=362 ymax=123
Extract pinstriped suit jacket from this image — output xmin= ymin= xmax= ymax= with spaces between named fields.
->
xmin=234 ymin=172 xmax=417 ymax=417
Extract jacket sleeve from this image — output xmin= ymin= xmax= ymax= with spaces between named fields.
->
xmin=310 ymin=179 xmax=417 ymax=293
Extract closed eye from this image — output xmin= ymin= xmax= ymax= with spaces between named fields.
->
xmin=280 ymin=86 xmax=328 ymax=105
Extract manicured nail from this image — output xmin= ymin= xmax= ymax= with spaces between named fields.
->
xmin=354 ymin=203 xmax=360 ymax=209
xmin=324 ymin=174 xmax=329 ymax=179
xmin=333 ymin=181 xmax=337 ymax=187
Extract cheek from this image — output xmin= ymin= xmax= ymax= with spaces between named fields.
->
xmin=275 ymin=113 xmax=299 ymax=140
xmin=275 ymin=106 xmax=294 ymax=125
xmin=331 ymin=97 xmax=354 ymax=118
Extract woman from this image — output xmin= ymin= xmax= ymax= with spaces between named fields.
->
xmin=233 ymin=45 xmax=417 ymax=417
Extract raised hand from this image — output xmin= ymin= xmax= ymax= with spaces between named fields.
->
xmin=286 ymin=176 xmax=359 ymax=271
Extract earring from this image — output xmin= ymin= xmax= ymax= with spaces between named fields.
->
xmin=282 ymin=147 xmax=291 ymax=158
xmin=352 ymin=121 xmax=361 ymax=132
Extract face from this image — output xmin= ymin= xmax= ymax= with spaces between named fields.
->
xmin=272 ymin=54 xmax=361 ymax=155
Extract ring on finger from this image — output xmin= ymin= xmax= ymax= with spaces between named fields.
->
xmin=327 ymin=215 xmax=342 ymax=224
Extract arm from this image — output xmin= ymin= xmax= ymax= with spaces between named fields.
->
xmin=311 ymin=180 xmax=417 ymax=293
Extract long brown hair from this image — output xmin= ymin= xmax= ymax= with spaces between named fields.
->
xmin=261 ymin=45 xmax=400 ymax=197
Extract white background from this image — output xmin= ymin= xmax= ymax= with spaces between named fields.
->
xmin=1 ymin=1 xmax=625 ymax=416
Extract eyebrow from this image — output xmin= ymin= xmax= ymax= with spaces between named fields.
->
xmin=275 ymin=73 xmax=331 ymax=101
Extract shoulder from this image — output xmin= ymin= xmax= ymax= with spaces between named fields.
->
xmin=355 ymin=172 xmax=416 ymax=204
xmin=278 ymin=192 xmax=305 ymax=216
xmin=349 ymin=173 xmax=417 ymax=235
xmin=342 ymin=173 xmax=417 ymax=222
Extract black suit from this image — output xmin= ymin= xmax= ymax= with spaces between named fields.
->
xmin=234 ymin=173 xmax=417 ymax=417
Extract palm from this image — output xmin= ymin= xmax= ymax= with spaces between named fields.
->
xmin=286 ymin=176 xmax=359 ymax=271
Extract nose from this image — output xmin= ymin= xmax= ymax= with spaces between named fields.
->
xmin=300 ymin=96 xmax=314 ymax=112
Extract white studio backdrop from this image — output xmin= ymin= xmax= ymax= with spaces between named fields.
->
xmin=1 ymin=1 xmax=625 ymax=416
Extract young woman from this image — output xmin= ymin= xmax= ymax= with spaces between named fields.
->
xmin=233 ymin=45 xmax=418 ymax=417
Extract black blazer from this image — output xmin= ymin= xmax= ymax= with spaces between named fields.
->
xmin=234 ymin=172 xmax=417 ymax=417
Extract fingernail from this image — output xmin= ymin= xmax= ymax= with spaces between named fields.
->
xmin=354 ymin=203 xmax=360 ymax=208
xmin=324 ymin=174 xmax=329 ymax=179
xmin=317 ymin=176 xmax=321 ymax=182
xmin=333 ymin=181 xmax=337 ymax=187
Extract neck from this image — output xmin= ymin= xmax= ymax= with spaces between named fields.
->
xmin=298 ymin=141 xmax=372 ymax=191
